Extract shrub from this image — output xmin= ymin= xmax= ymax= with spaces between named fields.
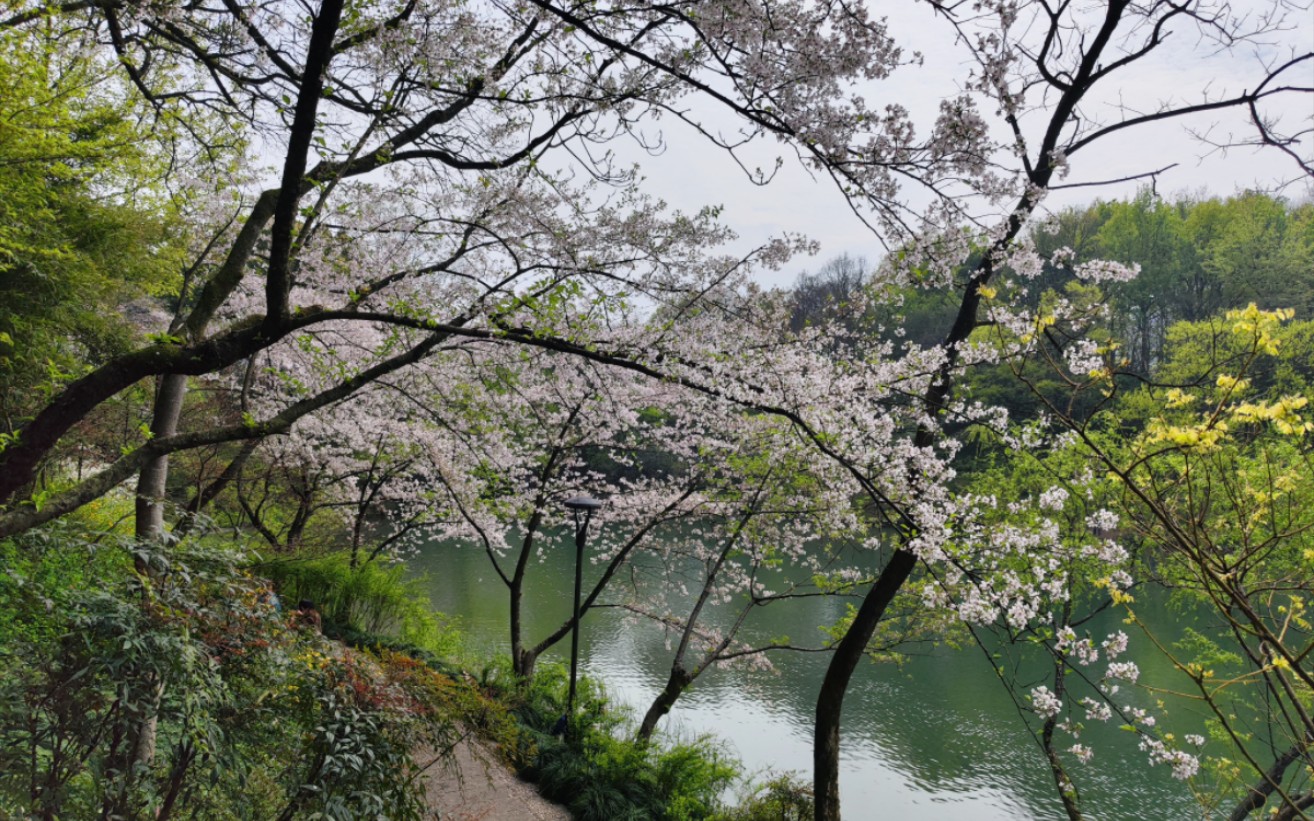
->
xmin=716 ymin=773 xmax=814 ymax=821
xmin=481 ymin=660 xmax=739 ymax=821
xmin=0 ymin=526 xmax=473 ymax=820
xmin=254 ymin=552 xmax=461 ymax=656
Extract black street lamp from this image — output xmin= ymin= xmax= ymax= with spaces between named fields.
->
xmin=563 ymin=495 xmax=603 ymax=723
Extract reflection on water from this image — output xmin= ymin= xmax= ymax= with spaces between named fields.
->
xmin=408 ymin=538 xmax=1203 ymax=820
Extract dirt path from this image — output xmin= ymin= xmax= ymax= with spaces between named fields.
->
xmin=416 ymin=737 xmax=571 ymax=821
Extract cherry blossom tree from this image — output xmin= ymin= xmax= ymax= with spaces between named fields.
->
xmin=0 ymin=2 xmax=1308 ymax=819
xmin=231 ymin=402 xmax=446 ymax=566
xmin=0 ymin=0 xmax=986 ymax=536
xmin=784 ymin=3 xmax=1311 ymax=815
xmin=625 ymin=413 xmax=868 ymax=741
xmin=394 ymin=342 xmax=720 ymax=679
xmin=934 ymin=435 xmax=1183 ymax=820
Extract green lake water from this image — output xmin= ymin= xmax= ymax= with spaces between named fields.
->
xmin=408 ymin=537 xmax=1211 ymax=820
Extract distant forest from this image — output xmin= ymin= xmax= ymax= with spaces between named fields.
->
xmin=790 ymin=189 xmax=1314 ymax=420
xmin=795 ymin=191 xmax=1313 ymax=360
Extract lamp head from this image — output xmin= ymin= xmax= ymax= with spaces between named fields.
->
xmin=563 ymin=496 xmax=604 ymax=512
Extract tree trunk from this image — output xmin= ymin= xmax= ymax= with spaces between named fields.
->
xmin=1041 ymin=659 xmax=1083 ymax=820
xmin=125 ymin=373 xmax=188 ymax=783
xmin=515 ymin=647 xmax=538 ymax=680
xmin=637 ymin=667 xmax=692 ymax=742
xmin=1228 ymin=734 xmax=1313 ymax=820
xmin=135 ymin=373 xmax=188 ymax=542
xmin=511 ymin=577 xmax=532 ymax=677
xmin=635 ymin=506 xmax=754 ymax=742
xmin=814 ymin=548 xmax=916 ymax=821
xmin=510 ymin=510 xmax=543 ymax=679
xmin=155 ymin=740 xmax=195 ymax=821
xmin=1274 ymin=794 xmax=1314 ymax=821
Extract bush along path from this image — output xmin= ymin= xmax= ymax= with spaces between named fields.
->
xmin=342 ymin=627 xmax=817 ymax=820
xmin=0 ymin=521 xmax=811 ymax=820
xmin=0 ymin=533 xmax=506 ymax=821
xmin=326 ymin=628 xmax=571 ymax=820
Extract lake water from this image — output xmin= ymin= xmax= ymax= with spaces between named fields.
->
xmin=408 ymin=536 xmax=1209 ymax=820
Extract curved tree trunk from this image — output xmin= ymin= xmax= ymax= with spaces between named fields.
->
xmin=1228 ymin=733 xmax=1314 ymax=820
xmin=637 ymin=494 xmax=760 ymax=742
xmin=1041 ymin=657 xmax=1083 ymax=821
xmin=1273 ymin=794 xmax=1314 ymax=821
xmin=637 ymin=667 xmax=692 ymax=742
xmin=813 ymin=548 xmax=916 ymax=821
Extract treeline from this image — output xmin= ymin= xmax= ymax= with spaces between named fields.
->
xmin=1035 ymin=191 xmax=1314 ymax=375
xmin=793 ymin=190 xmax=1314 ymax=376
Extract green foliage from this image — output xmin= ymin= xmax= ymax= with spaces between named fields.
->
xmin=1059 ymin=307 xmax=1314 ymax=813
xmin=480 ymin=660 xmax=739 ymax=820
xmin=0 ymin=526 xmax=474 ymax=820
xmin=255 ymin=552 xmax=462 ymax=657
xmin=1026 ymin=189 xmax=1314 ymax=379
xmin=0 ymin=22 xmax=187 ymax=434
xmin=716 ymin=773 xmax=814 ymax=821
xmin=1149 ymin=311 xmax=1314 ymax=398
xmin=1172 ymin=628 xmax=1245 ymax=675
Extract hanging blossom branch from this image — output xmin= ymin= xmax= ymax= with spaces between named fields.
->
xmin=0 ymin=329 xmax=457 ymax=538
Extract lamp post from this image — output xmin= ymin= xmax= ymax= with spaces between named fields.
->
xmin=563 ymin=495 xmax=603 ymax=723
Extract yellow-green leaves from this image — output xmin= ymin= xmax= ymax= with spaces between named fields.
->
xmin=1139 ymin=306 xmax=1312 ymax=454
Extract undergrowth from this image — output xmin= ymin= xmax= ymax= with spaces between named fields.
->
xmin=0 ymin=525 xmax=487 ymax=821
xmin=475 ymin=659 xmax=815 ymax=821
xmin=255 ymin=552 xmax=462 ymax=657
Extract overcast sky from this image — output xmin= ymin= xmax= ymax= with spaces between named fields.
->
xmin=610 ymin=1 xmax=1314 ymax=289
